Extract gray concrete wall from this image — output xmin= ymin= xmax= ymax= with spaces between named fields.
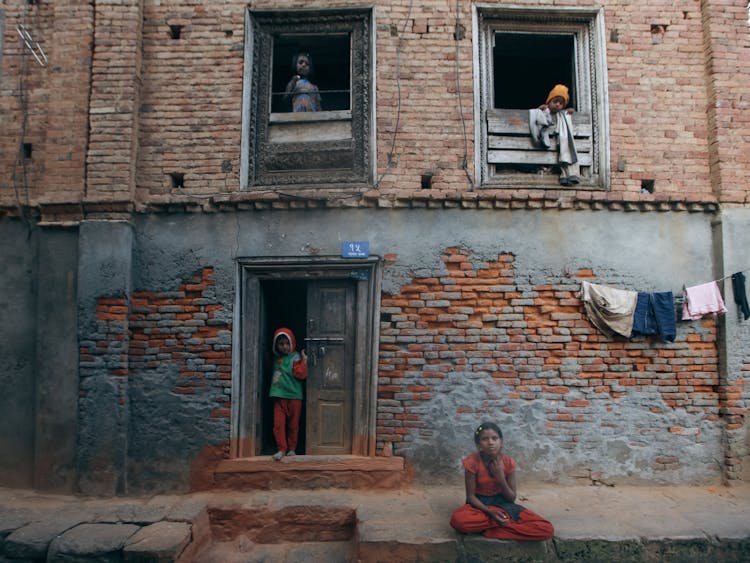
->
xmin=718 ymin=206 xmax=750 ymax=480
xmin=34 ymin=227 xmax=79 ymax=491
xmin=0 ymin=220 xmax=37 ymax=488
xmin=77 ymin=220 xmax=134 ymax=495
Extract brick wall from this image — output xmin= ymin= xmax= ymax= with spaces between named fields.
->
xmin=79 ymin=267 xmax=232 ymax=493
xmin=377 ymin=248 xmax=725 ymax=481
xmin=80 ymin=267 xmax=232 ymax=447
xmin=0 ymin=2 xmax=92 ymax=206
xmin=3 ymin=0 xmax=749 ymax=208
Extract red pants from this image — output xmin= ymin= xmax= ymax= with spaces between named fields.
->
xmin=450 ymin=504 xmax=554 ymax=541
xmin=273 ymin=398 xmax=302 ymax=452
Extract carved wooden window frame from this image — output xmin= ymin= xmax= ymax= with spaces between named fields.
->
xmin=474 ymin=6 xmax=610 ymax=190
xmin=240 ymin=8 xmax=374 ymax=189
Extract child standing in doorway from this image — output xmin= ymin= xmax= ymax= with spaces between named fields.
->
xmin=284 ymin=52 xmax=322 ymax=112
xmin=538 ymin=84 xmax=580 ymax=186
xmin=450 ymin=422 xmax=554 ymax=541
xmin=269 ymin=327 xmax=308 ymax=461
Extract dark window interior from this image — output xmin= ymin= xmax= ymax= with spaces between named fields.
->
xmin=261 ymin=279 xmax=308 ymax=455
xmin=493 ymin=32 xmax=575 ymax=109
xmin=271 ymin=33 xmax=351 ymax=112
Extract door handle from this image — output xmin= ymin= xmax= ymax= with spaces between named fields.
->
xmin=308 ymin=346 xmax=317 ymax=367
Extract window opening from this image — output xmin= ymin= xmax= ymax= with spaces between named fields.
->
xmin=477 ymin=7 xmax=609 ymax=189
xmin=493 ymin=33 xmax=575 ymax=109
xmin=169 ymin=172 xmax=184 ymax=188
xmin=271 ymin=34 xmax=351 ymax=113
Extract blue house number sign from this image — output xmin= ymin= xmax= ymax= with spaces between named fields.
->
xmin=342 ymin=241 xmax=369 ymax=258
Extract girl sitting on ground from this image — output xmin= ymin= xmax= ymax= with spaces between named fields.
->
xmin=449 ymin=422 xmax=554 ymax=541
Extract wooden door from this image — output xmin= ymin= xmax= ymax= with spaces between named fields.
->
xmin=305 ymin=280 xmax=355 ymax=455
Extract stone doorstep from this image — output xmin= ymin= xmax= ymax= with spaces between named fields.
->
xmin=212 ymin=455 xmax=409 ymax=491
xmin=214 ymin=454 xmax=404 ymax=473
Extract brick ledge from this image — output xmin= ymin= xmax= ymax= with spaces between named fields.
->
xmin=0 ymin=196 xmax=722 ymax=220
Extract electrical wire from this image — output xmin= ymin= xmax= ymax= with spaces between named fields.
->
xmin=376 ymin=0 xmax=414 ymax=186
xmin=454 ymin=0 xmax=474 ymax=187
xmin=11 ymin=4 xmax=37 ymax=239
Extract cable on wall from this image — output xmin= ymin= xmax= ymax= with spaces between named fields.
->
xmin=376 ymin=0 xmax=414 ymax=186
xmin=11 ymin=4 xmax=47 ymax=238
xmin=454 ymin=0 xmax=474 ymax=187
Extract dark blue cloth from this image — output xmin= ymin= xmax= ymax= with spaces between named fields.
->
xmin=732 ymin=272 xmax=750 ymax=320
xmin=631 ymin=291 xmax=676 ymax=342
xmin=476 ymin=494 xmax=525 ymax=522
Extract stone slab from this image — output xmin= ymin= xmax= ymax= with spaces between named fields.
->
xmin=123 ymin=521 xmax=191 ymax=562
xmin=3 ymin=511 xmax=88 ymax=559
xmin=0 ymin=508 xmax=32 ymax=539
xmin=48 ymin=523 xmax=141 ymax=562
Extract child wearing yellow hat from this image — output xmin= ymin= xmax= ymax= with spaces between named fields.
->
xmin=538 ymin=84 xmax=580 ymax=186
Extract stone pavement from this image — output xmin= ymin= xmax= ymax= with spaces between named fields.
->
xmin=1 ymin=483 xmax=749 ymax=562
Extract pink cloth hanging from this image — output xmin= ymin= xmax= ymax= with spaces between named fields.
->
xmin=681 ymin=281 xmax=727 ymax=320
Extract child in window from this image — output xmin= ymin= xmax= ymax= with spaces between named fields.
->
xmin=538 ymin=84 xmax=580 ymax=186
xmin=284 ymin=52 xmax=322 ymax=112
xmin=268 ymin=327 xmax=308 ymax=461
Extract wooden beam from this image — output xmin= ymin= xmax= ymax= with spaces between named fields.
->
xmin=488 ymin=149 xmax=593 ymax=166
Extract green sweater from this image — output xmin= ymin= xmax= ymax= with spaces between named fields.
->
xmin=269 ymin=351 xmax=304 ymax=400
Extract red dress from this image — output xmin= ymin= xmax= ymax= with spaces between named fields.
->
xmin=449 ymin=453 xmax=554 ymax=541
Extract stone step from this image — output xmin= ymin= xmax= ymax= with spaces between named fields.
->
xmin=211 ymin=455 xmax=408 ymax=491
xmin=207 ymin=504 xmax=356 ymax=543
xmin=194 ymin=539 xmax=355 ymax=563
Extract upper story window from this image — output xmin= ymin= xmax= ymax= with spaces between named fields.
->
xmin=270 ymin=34 xmax=351 ymax=113
xmin=241 ymin=8 xmax=373 ymax=189
xmin=475 ymin=7 xmax=610 ymax=189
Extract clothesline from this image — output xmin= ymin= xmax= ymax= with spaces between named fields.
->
xmin=713 ymin=268 xmax=750 ymax=284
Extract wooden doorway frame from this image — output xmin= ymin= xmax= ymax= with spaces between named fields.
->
xmin=231 ymin=256 xmax=381 ymax=458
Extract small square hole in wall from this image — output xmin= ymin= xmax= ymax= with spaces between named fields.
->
xmin=22 ymin=143 xmax=33 ymax=159
xmin=169 ymin=25 xmax=183 ymax=40
xmin=170 ymin=172 xmax=185 ymax=188
xmin=641 ymin=179 xmax=655 ymax=193
xmin=421 ymin=174 xmax=433 ymax=189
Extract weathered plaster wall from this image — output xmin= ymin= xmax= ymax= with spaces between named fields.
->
xmin=34 ymin=227 xmax=79 ymax=491
xmin=718 ymin=207 xmax=750 ymax=480
xmin=0 ymin=221 xmax=79 ymax=491
xmin=0 ymin=207 xmax=738 ymax=493
xmin=0 ymin=220 xmax=36 ymax=488
xmin=77 ymin=220 xmax=134 ymax=495
xmin=125 ymin=208 xmax=723 ymax=488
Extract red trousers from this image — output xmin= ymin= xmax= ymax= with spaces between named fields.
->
xmin=273 ymin=398 xmax=302 ymax=452
xmin=450 ymin=504 xmax=554 ymax=541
